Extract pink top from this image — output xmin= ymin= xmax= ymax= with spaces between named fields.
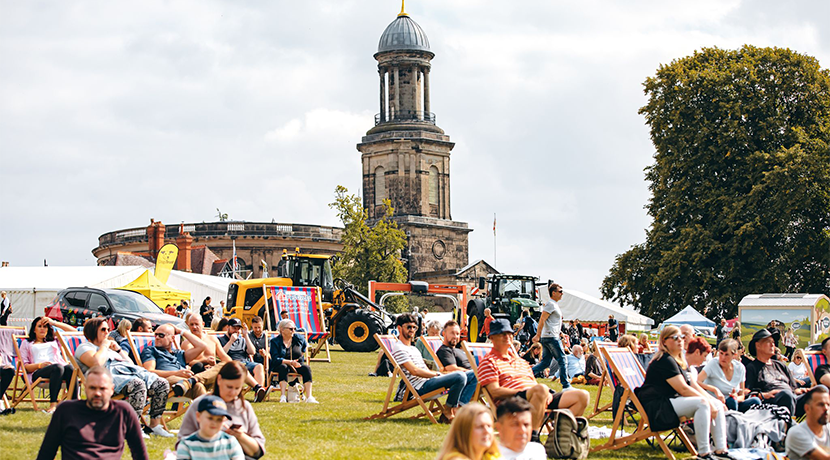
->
xmin=19 ymin=339 xmax=67 ymax=379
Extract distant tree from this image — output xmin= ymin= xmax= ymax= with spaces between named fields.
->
xmin=602 ymin=45 xmax=830 ymax=322
xmin=329 ymin=185 xmax=407 ymax=296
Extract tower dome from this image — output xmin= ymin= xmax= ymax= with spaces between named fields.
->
xmin=377 ymin=14 xmax=430 ymax=53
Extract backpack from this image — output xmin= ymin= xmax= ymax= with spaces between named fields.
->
xmin=544 ymin=409 xmax=590 ymax=459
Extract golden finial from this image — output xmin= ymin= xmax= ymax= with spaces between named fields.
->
xmin=398 ymin=0 xmax=408 ymax=17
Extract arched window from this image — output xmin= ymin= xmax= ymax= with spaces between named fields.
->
xmin=429 ymin=165 xmax=439 ymax=205
xmin=375 ymin=166 xmax=386 ymax=205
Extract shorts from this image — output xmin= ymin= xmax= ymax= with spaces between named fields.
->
xmin=515 ymin=387 xmax=564 ymax=410
xmin=244 ymin=361 xmax=260 ymax=374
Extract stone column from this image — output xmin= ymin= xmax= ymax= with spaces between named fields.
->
xmin=393 ymin=66 xmax=400 ymax=119
xmin=413 ymin=65 xmax=421 ymax=120
xmin=423 ymin=68 xmax=430 ymax=116
xmin=379 ymin=68 xmax=385 ymax=123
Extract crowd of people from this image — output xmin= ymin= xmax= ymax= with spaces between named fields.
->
xmin=8 ymin=288 xmax=830 ymax=460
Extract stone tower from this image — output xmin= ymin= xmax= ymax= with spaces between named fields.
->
xmin=357 ymin=5 xmax=471 ymax=280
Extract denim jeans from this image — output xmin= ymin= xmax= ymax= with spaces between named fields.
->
xmin=459 ymin=370 xmax=478 ymax=404
xmin=726 ymin=395 xmax=762 ymax=412
xmin=532 ymin=337 xmax=570 ymax=388
xmin=417 ymin=371 xmax=467 ymax=407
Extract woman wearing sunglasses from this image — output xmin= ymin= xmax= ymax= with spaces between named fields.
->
xmin=634 ymin=325 xmax=734 ymax=460
xmin=74 ymin=317 xmax=173 ymax=437
xmin=269 ymin=319 xmax=318 ymax=404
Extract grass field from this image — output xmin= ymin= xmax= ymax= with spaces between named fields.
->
xmin=0 ymin=347 xmax=677 ymax=460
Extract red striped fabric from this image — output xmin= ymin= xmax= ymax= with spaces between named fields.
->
xmin=267 ymin=286 xmax=327 ymax=340
xmin=606 ymin=348 xmax=645 ymax=389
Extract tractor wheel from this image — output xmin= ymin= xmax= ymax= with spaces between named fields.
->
xmin=467 ymin=300 xmax=485 ymax=343
xmin=336 ymin=310 xmax=384 ymax=352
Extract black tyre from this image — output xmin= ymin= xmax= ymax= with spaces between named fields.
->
xmin=466 ymin=300 xmax=485 ymax=343
xmin=336 ymin=310 xmax=384 ymax=352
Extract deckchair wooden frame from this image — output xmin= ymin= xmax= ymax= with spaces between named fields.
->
xmin=126 ymin=331 xmax=192 ymax=426
xmin=11 ymin=334 xmax=71 ymax=410
xmin=365 ymin=334 xmax=447 ymax=424
xmin=796 ymin=348 xmax=826 ymax=386
xmin=264 ymin=285 xmax=331 ymax=362
xmin=0 ymin=326 xmax=26 ymax=408
xmin=419 ymin=336 xmax=445 ymax=372
xmin=591 ymin=346 xmax=696 ymax=460
xmin=587 ymin=340 xmax=617 ymax=419
xmin=55 ymin=330 xmax=87 ymax=398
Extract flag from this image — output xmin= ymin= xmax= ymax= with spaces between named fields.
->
xmin=493 ymin=213 xmax=496 ymax=235
xmin=155 ymin=243 xmax=179 ymax=283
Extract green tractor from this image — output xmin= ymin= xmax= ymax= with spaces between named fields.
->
xmin=466 ymin=274 xmax=543 ymax=342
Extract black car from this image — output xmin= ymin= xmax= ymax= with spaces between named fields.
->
xmin=45 ymin=287 xmax=186 ymax=330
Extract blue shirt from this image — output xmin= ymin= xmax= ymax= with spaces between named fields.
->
xmin=141 ymin=346 xmax=187 ymax=371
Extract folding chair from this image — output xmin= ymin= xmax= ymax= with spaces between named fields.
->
xmin=461 ymin=341 xmax=497 ymax=414
xmin=588 ymin=340 xmax=617 ymax=419
xmin=265 ymin=285 xmax=331 ymax=362
xmin=11 ymin=335 xmax=71 ymax=410
xmin=419 ymin=336 xmax=445 ymax=371
xmin=55 ymin=330 xmax=88 ymax=398
xmin=126 ymin=331 xmax=156 ymax=364
xmin=365 ymin=334 xmax=447 ymax=424
xmin=591 ymin=346 xmax=696 ymax=460
xmin=797 ymin=349 xmax=826 ymax=386
xmin=0 ymin=326 xmax=26 ymax=409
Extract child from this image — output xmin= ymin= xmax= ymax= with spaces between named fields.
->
xmin=176 ymin=395 xmax=244 ymax=460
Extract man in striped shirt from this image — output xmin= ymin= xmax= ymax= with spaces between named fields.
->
xmin=176 ymin=395 xmax=244 ymax=460
xmin=477 ymin=319 xmax=590 ymax=441
xmin=392 ymin=313 xmax=468 ymax=422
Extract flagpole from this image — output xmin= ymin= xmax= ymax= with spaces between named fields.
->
xmin=493 ymin=213 xmax=497 ymax=269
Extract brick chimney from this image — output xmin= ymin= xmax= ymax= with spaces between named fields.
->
xmin=146 ymin=219 xmax=166 ymax=259
xmin=176 ymin=232 xmax=193 ymax=272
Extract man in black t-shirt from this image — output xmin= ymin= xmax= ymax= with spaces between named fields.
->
xmin=746 ymin=327 xmax=809 ymax=417
xmin=607 ymin=315 xmax=618 ymax=341
xmin=435 ymin=320 xmax=477 ymax=405
xmin=811 ymin=337 xmax=830 ymax=387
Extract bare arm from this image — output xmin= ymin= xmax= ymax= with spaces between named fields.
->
xmin=213 ymin=337 xmax=232 ymax=363
xmin=401 ymin=361 xmax=439 ymax=379
xmin=696 ymin=370 xmax=726 ymax=402
xmin=807 ymin=446 xmax=830 ymax=460
xmin=484 ymin=381 xmax=519 ymax=400
xmin=533 ymin=311 xmax=551 ymax=341
xmin=180 ymin=330 xmax=206 ymax=363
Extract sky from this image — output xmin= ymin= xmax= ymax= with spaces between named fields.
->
xmin=1 ymin=0 xmax=828 ymax=302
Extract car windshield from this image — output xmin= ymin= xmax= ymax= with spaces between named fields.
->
xmin=106 ymin=290 xmax=163 ymax=313
xmin=497 ymin=278 xmax=535 ymax=299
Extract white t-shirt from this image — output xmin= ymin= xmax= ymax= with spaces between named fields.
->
xmin=540 ymin=300 xmax=562 ymax=338
xmin=499 ymin=442 xmax=547 ymax=460
xmin=391 ymin=342 xmax=429 ymax=390
xmin=789 ymin=361 xmax=808 ymax=380
xmin=31 ymin=342 xmax=54 ymax=364
xmin=786 ymin=421 xmax=830 ymax=460
xmin=702 ymin=359 xmax=745 ymax=397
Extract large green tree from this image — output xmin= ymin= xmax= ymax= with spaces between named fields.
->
xmin=329 ymin=185 xmax=407 ymax=295
xmin=602 ymin=46 xmax=830 ymax=322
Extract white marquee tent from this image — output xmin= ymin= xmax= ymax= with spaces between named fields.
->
xmin=0 ymin=266 xmax=232 ymax=328
xmin=558 ymin=289 xmax=655 ymax=331
xmin=662 ymin=305 xmax=716 ymax=328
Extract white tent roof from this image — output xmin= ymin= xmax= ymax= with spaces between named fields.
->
xmin=165 ymin=270 xmax=232 ymax=306
xmin=738 ymin=293 xmax=829 ymax=308
xmin=0 ymin=266 xmax=146 ymax=291
xmin=558 ymin=289 xmax=655 ymax=330
xmin=663 ymin=306 xmax=715 ymax=328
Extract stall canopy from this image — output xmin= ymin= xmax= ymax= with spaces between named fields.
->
xmin=117 ymin=270 xmax=191 ymax=308
xmin=663 ymin=306 xmax=715 ymax=328
xmin=558 ymin=289 xmax=655 ymax=331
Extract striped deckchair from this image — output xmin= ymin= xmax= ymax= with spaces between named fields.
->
xmin=461 ymin=341 xmax=496 ymax=413
xmin=1 ymin=326 xmax=26 ymax=410
xmin=419 ymin=336 xmax=445 ymax=371
xmin=588 ymin=340 xmax=617 ymax=419
xmin=796 ymin=349 xmax=827 ymax=386
xmin=266 ymin=285 xmax=330 ymax=362
xmin=591 ymin=346 xmax=696 ymax=460
xmin=365 ymin=334 xmax=446 ymax=424
xmin=126 ymin=331 xmax=156 ymax=365
xmin=55 ymin=330 xmax=88 ymax=396
xmin=127 ymin=331 xmax=193 ymax=426
xmin=11 ymin=335 xmax=72 ymax=410
xmin=264 ymin=330 xmax=309 ymax=401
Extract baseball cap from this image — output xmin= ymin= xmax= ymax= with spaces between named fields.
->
xmin=197 ymin=395 xmax=233 ymax=419
xmin=227 ymin=318 xmax=243 ymax=328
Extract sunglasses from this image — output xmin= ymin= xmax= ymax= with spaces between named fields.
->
xmin=668 ymin=334 xmax=686 ymax=341
xmin=154 ymin=332 xmax=167 ymax=338
xmin=403 ymin=325 xmax=418 ymax=330
xmin=100 ymin=327 xmax=110 ymax=332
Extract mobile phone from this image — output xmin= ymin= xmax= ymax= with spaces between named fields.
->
xmin=229 ymin=423 xmax=242 ymax=431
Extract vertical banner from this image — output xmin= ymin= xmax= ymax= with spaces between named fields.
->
xmin=155 ymin=243 xmax=179 ymax=284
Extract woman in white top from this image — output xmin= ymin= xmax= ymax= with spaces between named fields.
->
xmin=698 ymin=338 xmax=762 ymax=412
xmin=19 ymin=316 xmax=78 ymax=413
xmin=788 ymin=353 xmax=811 ymax=388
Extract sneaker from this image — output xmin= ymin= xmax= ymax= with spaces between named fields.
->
xmin=150 ymin=425 xmax=174 ymax=438
xmin=279 ymin=395 xmax=287 ymax=403
xmin=304 ymin=396 xmax=319 ymax=404
xmin=253 ymin=385 xmax=267 ymax=403
xmin=712 ymin=452 xmax=737 ymax=460
xmin=697 ymin=453 xmax=715 ymax=460
xmin=560 ymin=386 xmax=576 ymax=392
xmin=142 ymin=432 xmax=150 ymax=439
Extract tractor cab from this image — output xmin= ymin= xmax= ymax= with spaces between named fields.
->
xmin=466 ymin=274 xmax=543 ymax=342
xmin=277 ymin=251 xmax=335 ymax=302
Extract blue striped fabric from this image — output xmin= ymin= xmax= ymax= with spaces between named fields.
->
xmin=606 ymin=348 xmax=645 ymax=389
xmin=805 ymin=352 xmax=827 ymax=376
xmin=466 ymin=343 xmax=492 ymax=368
